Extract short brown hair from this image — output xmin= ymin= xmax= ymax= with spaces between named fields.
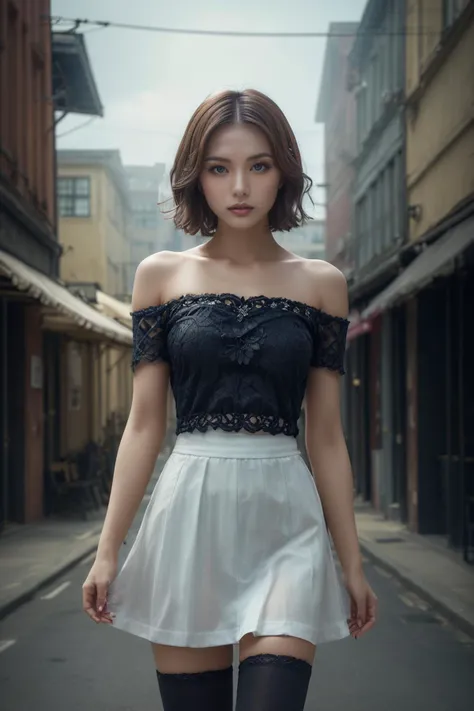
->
xmin=169 ymin=89 xmax=313 ymax=236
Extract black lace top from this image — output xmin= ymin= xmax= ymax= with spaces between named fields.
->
xmin=132 ymin=293 xmax=349 ymax=437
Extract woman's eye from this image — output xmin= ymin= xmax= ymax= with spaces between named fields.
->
xmin=210 ymin=165 xmax=227 ymax=175
xmin=252 ymin=162 xmax=270 ymax=173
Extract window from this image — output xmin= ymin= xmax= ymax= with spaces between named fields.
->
xmin=57 ymin=177 xmax=91 ymax=217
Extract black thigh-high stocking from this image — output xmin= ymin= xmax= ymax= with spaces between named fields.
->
xmin=236 ymin=654 xmax=312 ymax=711
xmin=156 ymin=666 xmax=233 ymax=711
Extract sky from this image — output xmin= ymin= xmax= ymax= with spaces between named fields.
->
xmin=52 ymin=0 xmax=367 ymax=213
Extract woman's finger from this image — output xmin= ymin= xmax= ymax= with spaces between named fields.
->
xmin=96 ymin=582 xmax=109 ymax=614
xmin=356 ymin=595 xmax=367 ymax=626
xmin=357 ymin=617 xmax=376 ymax=637
xmin=82 ymin=581 xmax=99 ymax=622
xmin=358 ymin=593 xmax=377 ymax=636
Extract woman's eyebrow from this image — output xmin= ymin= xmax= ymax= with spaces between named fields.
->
xmin=204 ymin=152 xmax=273 ymax=163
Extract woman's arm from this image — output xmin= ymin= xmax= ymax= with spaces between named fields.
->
xmin=305 ymin=367 xmax=362 ymax=575
xmin=94 ymin=359 xmax=169 ymax=561
xmin=304 ymin=265 xmax=377 ymax=637
xmin=83 ymin=257 xmax=170 ymax=622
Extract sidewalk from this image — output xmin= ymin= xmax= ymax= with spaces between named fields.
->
xmin=0 ymin=454 xmax=167 ymax=621
xmin=2 ymin=472 xmax=474 ymax=635
xmin=355 ymin=501 xmax=474 ymax=637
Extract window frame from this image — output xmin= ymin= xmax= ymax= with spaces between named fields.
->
xmin=57 ymin=176 xmax=91 ymax=218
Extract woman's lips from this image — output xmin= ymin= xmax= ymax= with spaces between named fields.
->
xmin=228 ymin=207 xmax=254 ymax=216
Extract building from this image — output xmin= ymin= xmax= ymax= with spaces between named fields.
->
xmin=361 ymin=0 xmax=474 ymax=557
xmin=0 ymin=0 xmax=60 ymax=275
xmin=57 ymin=149 xmax=134 ymax=464
xmin=0 ymin=9 xmax=131 ymax=531
xmin=342 ymin=0 xmax=408 ymax=517
xmin=276 ymin=220 xmax=326 ymax=260
xmin=125 ymin=163 xmax=167 ymax=290
xmin=316 ymin=22 xmax=358 ymax=275
xmin=57 ymin=149 xmax=132 ymax=300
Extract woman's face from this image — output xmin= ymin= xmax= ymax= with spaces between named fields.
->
xmin=199 ymin=123 xmax=282 ymax=231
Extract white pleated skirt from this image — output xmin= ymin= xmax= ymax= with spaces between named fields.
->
xmin=108 ymin=430 xmax=350 ymax=647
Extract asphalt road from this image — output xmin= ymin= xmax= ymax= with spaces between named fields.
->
xmin=1 ymin=492 xmax=473 ymax=711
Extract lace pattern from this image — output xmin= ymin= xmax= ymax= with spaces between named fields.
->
xmin=162 ymin=292 xmax=321 ymax=321
xmin=130 ymin=293 xmax=349 ymax=437
xmin=177 ymin=412 xmax=296 ymax=437
xmin=239 ymin=654 xmax=312 ymax=670
xmin=310 ymin=309 xmax=349 ymax=374
xmin=131 ymin=304 xmax=169 ymax=370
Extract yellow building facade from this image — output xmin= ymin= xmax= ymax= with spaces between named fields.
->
xmin=56 ymin=150 xmax=133 ymax=455
xmin=405 ymin=0 xmax=474 ymax=242
xmin=57 ymin=150 xmax=131 ymax=298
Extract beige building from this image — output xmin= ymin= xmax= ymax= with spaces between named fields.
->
xmin=57 ymin=150 xmax=132 ymax=299
xmin=405 ymin=0 xmax=474 ymax=243
xmin=56 ymin=150 xmax=134 ymax=455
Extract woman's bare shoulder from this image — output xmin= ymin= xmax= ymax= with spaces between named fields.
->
xmin=299 ymin=259 xmax=348 ymax=318
xmin=132 ymin=251 xmax=185 ymax=311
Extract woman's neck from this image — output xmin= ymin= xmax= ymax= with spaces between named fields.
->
xmin=201 ymin=222 xmax=285 ymax=265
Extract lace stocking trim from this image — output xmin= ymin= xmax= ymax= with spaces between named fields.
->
xmin=239 ymin=654 xmax=312 ymax=670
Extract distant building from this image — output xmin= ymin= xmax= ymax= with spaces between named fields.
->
xmin=57 ymin=149 xmax=132 ymax=300
xmin=157 ymin=168 xmax=207 ymax=252
xmin=276 ymin=220 xmax=325 ymax=260
xmin=125 ymin=163 xmax=168 ymax=289
xmin=316 ymin=22 xmax=358 ymax=275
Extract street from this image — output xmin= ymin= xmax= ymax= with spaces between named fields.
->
xmin=0 ymin=494 xmax=473 ymax=711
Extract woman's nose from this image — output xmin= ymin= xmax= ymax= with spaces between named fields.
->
xmin=232 ymin=170 xmax=249 ymax=197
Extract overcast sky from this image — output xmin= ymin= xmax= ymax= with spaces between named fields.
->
xmin=53 ymin=0 xmax=366 ymax=213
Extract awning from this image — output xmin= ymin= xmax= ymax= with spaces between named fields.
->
xmin=96 ymin=290 xmax=132 ymax=327
xmin=0 ymin=249 xmax=132 ymax=346
xmin=362 ymin=215 xmax=474 ymax=319
xmin=347 ymin=311 xmax=372 ymax=342
xmin=52 ymin=32 xmax=104 ymax=117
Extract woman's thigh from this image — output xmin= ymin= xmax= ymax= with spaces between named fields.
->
xmin=151 ymin=643 xmax=234 ymax=673
xmin=239 ymin=634 xmax=316 ymax=665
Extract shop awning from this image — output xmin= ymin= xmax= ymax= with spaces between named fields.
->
xmin=52 ymin=32 xmax=104 ymax=117
xmin=347 ymin=311 xmax=372 ymax=342
xmin=96 ymin=290 xmax=132 ymax=327
xmin=0 ymin=249 xmax=132 ymax=346
xmin=362 ymin=216 xmax=474 ymax=319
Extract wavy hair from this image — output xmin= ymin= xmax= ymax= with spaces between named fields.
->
xmin=169 ymin=89 xmax=313 ymax=236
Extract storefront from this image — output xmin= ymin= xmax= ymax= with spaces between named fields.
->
xmin=0 ymin=249 xmax=132 ymax=530
xmin=362 ymin=214 xmax=474 ymax=559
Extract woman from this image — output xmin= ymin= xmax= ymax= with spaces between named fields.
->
xmin=82 ymin=89 xmax=377 ymax=710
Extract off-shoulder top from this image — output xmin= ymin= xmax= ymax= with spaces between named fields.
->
xmin=131 ymin=293 xmax=349 ymax=437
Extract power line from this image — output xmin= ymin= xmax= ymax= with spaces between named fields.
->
xmin=47 ymin=15 xmax=436 ymax=38
xmin=56 ymin=116 xmax=98 ymax=138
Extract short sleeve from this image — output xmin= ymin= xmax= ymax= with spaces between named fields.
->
xmin=131 ymin=304 xmax=169 ymax=371
xmin=310 ymin=310 xmax=349 ymax=374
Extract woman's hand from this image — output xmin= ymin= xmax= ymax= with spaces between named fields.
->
xmin=82 ymin=556 xmax=117 ymax=624
xmin=344 ymin=568 xmax=378 ymax=639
